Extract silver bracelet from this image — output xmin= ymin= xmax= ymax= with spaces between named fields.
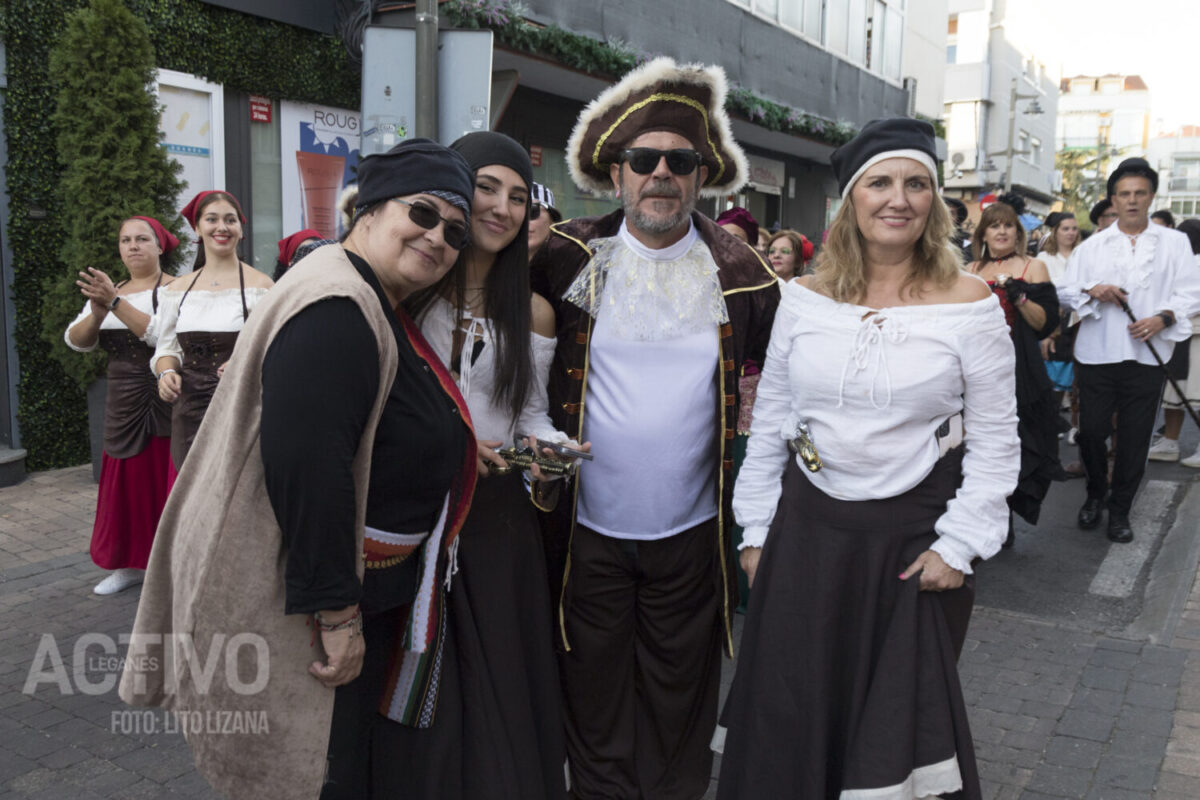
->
xmin=156 ymin=368 xmax=179 ymax=381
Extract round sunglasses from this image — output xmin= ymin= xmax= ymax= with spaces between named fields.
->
xmin=391 ymin=199 xmax=471 ymax=250
xmin=619 ymin=147 xmax=703 ymax=176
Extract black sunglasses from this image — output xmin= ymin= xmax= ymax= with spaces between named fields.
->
xmin=529 ymin=202 xmax=543 ymax=221
xmin=620 ymin=148 xmax=703 ymax=176
xmin=392 ymin=199 xmax=470 ymax=250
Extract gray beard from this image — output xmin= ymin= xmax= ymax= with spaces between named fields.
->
xmin=620 ymin=177 xmax=696 ymax=236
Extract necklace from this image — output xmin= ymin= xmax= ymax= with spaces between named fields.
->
xmin=987 ymin=250 xmax=1019 ymax=263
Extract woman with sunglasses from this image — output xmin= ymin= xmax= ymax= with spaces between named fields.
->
xmin=66 ymin=216 xmax=177 ymax=596
xmin=401 ymin=131 xmax=573 ymax=799
xmin=152 ymin=190 xmax=273 ymax=474
xmin=120 ymin=140 xmax=480 ymax=799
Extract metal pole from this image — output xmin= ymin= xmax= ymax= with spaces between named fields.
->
xmin=414 ymin=0 xmax=438 ymax=141
xmin=1004 ymin=77 xmax=1017 ymax=193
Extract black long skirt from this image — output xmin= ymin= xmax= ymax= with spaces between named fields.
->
xmin=717 ymin=449 xmax=981 ymax=800
xmin=386 ymin=470 xmax=568 ymax=799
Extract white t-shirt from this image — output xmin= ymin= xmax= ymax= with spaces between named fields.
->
xmin=732 ymin=280 xmax=1020 ymax=574
xmin=575 ymin=222 xmax=724 ymax=540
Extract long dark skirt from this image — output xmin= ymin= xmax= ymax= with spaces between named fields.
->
xmin=386 ymin=470 xmax=567 ymax=799
xmin=717 ymin=449 xmax=981 ymax=800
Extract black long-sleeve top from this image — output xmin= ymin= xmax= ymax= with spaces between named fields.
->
xmin=261 ymin=251 xmax=466 ymax=615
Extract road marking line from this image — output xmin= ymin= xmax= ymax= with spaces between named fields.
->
xmin=1089 ymin=480 xmax=1181 ymax=598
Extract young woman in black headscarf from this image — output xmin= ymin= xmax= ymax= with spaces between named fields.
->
xmin=399 ymin=131 xmax=576 ymax=800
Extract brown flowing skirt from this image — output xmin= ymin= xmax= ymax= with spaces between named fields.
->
xmin=717 ymin=448 xmax=980 ymax=800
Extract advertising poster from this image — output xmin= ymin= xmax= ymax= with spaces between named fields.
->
xmin=281 ymin=102 xmax=361 ymax=240
xmin=155 ymin=70 xmax=225 ymax=268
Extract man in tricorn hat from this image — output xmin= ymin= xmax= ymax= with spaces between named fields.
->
xmin=1058 ymin=158 xmax=1200 ymax=542
xmin=531 ymin=56 xmax=779 ymax=798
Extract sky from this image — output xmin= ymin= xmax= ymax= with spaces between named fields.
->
xmin=1002 ymin=0 xmax=1196 ymax=133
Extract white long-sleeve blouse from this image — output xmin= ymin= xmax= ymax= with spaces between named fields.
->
xmin=732 ymin=279 xmax=1020 ymax=574
xmin=418 ymin=296 xmax=565 ymax=446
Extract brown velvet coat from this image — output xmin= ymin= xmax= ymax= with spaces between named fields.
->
xmin=118 ymin=247 xmax=398 ymax=800
xmin=530 ymin=209 xmax=780 ymax=656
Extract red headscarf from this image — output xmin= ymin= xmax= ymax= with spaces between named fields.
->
xmin=127 ymin=216 xmax=180 ymax=254
xmin=277 ymin=229 xmax=323 ymax=266
xmin=799 ymin=233 xmax=815 ymax=263
xmin=180 ymin=190 xmax=247 ymax=230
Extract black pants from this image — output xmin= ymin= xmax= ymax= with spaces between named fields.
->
xmin=559 ymin=520 xmax=722 ymax=800
xmin=1076 ymin=361 xmax=1164 ymax=516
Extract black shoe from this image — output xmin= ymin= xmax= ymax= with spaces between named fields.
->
xmin=1078 ymin=498 xmax=1103 ymax=530
xmin=1107 ymin=513 xmax=1133 ymax=543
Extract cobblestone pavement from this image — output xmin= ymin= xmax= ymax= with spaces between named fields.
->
xmin=1 ymin=465 xmax=1198 ymax=799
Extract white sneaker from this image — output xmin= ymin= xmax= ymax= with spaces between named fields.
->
xmin=1182 ymin=447 xmax=1200 ymax=468
xmin=93 ymin=568 xmax=145 ymax=596
xmin=1148 ymin=438 xmax=1180 ymax=462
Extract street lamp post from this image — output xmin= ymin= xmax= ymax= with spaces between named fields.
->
xmin=988 ymin=77 xmax=1044 ymax=193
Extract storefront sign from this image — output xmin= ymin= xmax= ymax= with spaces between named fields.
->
xmin=746 ymin=154 xmax=786 ymax=196
xmin=249 ymin=95 xmax=272 ymax=123
xmin=281 ymin=102 xmax=361 ymax=240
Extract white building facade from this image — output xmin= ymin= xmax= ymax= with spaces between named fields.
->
xmin=942 ymin=0 xmax=1059 ymax=220
xmin=1146 ymin=127 xmax=1200 ymax=222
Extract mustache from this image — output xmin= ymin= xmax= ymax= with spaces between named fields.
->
xmin=638 ymin=179 xmax=683 ymax=200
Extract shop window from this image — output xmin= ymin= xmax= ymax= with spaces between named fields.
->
xmin=529 ymin=144 xmax=618 ymax=223
xmin=249 ymin=98 xmax=282 ymax=274
xmin=154 ymin=69 xmax=225 ymax=267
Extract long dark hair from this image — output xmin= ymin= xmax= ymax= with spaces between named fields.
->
xmin=191 ymin=191 xmax=244 ymax=270
xmin=407 ymin=185 xmax=533 ymax=427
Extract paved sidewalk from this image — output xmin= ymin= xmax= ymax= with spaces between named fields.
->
xmin=0 ymin=465 xmax=1198 ymax=799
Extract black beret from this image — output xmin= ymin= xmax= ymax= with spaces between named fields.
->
xmin=355 ymin=138 xmax=474 ymax=213
xmin=450 ymin=131 xmax=533 ymax=192
xmin=1106 ymin=157 xmax=1158 ymax=197
xmin=830 ymin=117 xmax=939 ymax=197
xmin=1089 ymin=198 xmax=1112 ymax=226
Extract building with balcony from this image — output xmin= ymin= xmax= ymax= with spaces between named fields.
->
xmin=1057 ymin=74 xmax=1152 ymax=160
xmin=941 ymin=0 xmax=1060 ymax=220
xmin=1147 ymin=126 xmax=1200 ymax=222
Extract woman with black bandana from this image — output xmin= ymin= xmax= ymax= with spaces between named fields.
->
xmin=400 ymin=131 xmax=575 ymax=799
xmin=119 ymin=139 xmax=480 ymax=799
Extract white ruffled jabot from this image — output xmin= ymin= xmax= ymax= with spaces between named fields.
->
xmin=563 ymin=226 xmax=729 ymax=341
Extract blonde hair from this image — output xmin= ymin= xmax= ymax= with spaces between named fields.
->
xmin=972 ymin=202 xmax=1026 ymax=263
xmin=812 ymin=192 xmax=961 ymax=303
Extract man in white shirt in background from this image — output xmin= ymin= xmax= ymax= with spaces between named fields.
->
xmin=530 ymin=58 xmax=779 ymax=799
xmin=1058 ymin=158 xmax=1200 ymax=542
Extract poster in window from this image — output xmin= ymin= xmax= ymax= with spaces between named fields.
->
xmin=281 ymin=102 xmax=361 ymax=240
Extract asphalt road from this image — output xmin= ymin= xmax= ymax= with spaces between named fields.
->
xmin=977 ymin=412 xmax=1200 ymax=637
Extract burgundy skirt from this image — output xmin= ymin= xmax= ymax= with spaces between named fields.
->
xmin=717 ymin=448 xmax=980 ymax=800
xmin=90 ymin=436 xmax=171 ymax=570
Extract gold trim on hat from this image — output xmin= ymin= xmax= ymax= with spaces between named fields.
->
xmin=592 ymin=92 xmax=726 ymax=186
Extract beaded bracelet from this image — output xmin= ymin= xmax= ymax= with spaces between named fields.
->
xmin=314 ymin=608 xmax=363 ymax=638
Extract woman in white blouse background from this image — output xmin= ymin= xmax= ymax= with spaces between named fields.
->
xmin=717 ymin=119 xmax=1019 ymax=800
xmin=66 ymin=216 xmax=177 ymax=595
xmin=153 ymin=191 xmax=272 ymax=474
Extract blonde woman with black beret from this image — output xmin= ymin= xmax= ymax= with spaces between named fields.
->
xmin=720 ymin=118 xmax=1019 ymax=800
